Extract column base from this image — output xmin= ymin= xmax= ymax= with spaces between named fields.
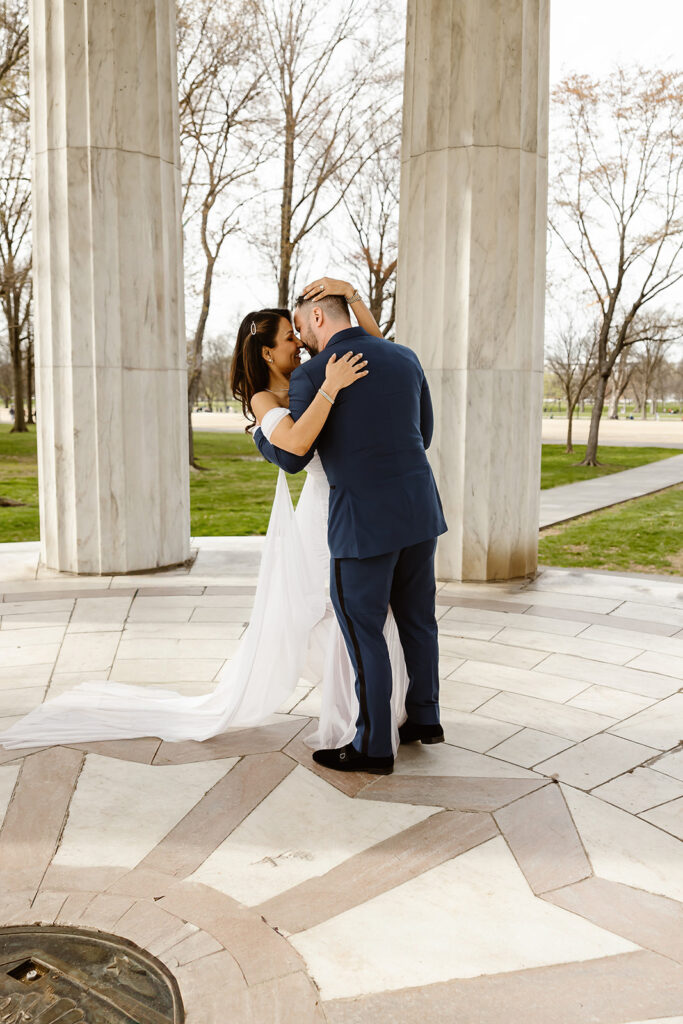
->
xmin=37 ymin=550 xmax=198 ymax=578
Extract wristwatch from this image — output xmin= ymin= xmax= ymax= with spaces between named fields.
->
xmin=347 ymin=289 xmax=361 ymax=304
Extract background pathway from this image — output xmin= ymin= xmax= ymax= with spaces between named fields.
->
xmin=540 ymin=453 xmax=683 ymax=527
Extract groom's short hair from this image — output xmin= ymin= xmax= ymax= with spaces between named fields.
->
xmin=295 ymin=293 xmax=350 ymax=321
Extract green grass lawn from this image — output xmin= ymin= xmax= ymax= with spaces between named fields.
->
xmin=0 ymin=426 xmax=42 ymax=543
xmin=0 ymin=426 xmax=306 ymax=542
xmin=189 ymin=431 xmax=304 ymax=535
xmin=1 ymin=426 xmax=682 ymax=561
xmin=540 ymin=444 xmax=683 ymax=489
xmin=539 ymin=485 xmax=683 ymax=575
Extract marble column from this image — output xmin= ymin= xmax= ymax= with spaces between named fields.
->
xmin=397 ymin=0 xmax=549 ymax=581
xmin=29 ymin=0 xmax=190 ymax=574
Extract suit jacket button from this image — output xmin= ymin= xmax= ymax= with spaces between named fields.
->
xmin=330 ymin=485 xmax=336 ymax=490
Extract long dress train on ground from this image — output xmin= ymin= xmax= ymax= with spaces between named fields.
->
xmin=0 ymin=409 xmax=409 ymax=752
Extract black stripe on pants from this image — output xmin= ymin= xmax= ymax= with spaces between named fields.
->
xmin=334 ymin=558 xmax=371 ymax=756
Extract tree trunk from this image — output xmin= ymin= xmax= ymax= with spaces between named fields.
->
xmin=278 ymin=243 xmax=292 ymax=308
xmin=608 ymin=372 xmax=632 ymax=419
xmin=187 ymin=252 xmax=216 ymax=468
xmin=607 ymin=388 xmax=620 ymax=419
xmin=384 ymin=290 xmax=396 ymax=339
xmin=6 ymin=292 xmax=27 ymax=433
xmin=368 ymin=266 xmax=383 ymax=326
xmin=641 ymin=394 xmax=648 ymax=420
xmin=25 ymin=339 xmax=34 ymax=425
xmin=9 ymin=345 xmax=26 ymax=431
xmin=580 ymin=374 xmax=608 ymax=465
xmin=187 ymin=372 xmax=201 ymax=468
xmin=566 ymin=399 xmax=576 ymax=453
xmin=278 ymin=108 xmax=295 ymax=307
xmin=187 ymin=401 xmax=195 ymax=469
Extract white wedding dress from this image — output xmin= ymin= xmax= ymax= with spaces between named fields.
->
xmin=0 ymin=407 xmax=409 ymax=752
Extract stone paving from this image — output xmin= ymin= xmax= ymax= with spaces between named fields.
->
xmin=0 ymin=545 xmax=682 ymax=1021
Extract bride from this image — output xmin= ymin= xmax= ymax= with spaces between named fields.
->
xmin=0 ymin=281 xmax=410 ymax=753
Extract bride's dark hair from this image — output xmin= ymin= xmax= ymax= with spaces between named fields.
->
xmin=231 ymin=308 xmax=292 ymax=431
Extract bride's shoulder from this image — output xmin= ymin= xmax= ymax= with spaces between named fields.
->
xmin=251 ymin=390 xmax=280 ymax=420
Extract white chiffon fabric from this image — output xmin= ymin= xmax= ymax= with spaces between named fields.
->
xmin=0 ymin=407 xmax=409 ymax=753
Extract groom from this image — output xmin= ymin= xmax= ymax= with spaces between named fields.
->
xmin=253 ymin=290 xmax=447 ymax=774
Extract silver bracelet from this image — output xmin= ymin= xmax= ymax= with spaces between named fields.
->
xmin=347 ymin=289 xmax=361 ymax=304
xmin=318 ymin=388 xmax=335 ymax=405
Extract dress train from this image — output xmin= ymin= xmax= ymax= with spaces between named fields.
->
xmin=0 ymin=459 xmax=409 ymax=752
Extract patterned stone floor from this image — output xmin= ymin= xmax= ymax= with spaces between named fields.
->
xmin=0 ymin=545 xmax=682 ymax=1022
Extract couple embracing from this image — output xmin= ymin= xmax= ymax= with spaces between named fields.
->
xmin=0 ymin=280 xmax=447 ymax=776
xmin=232 ymin=278 xmax=447 ymax=775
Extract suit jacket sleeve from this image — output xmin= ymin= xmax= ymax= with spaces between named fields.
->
xmin=253 ymin=427 xmax=313 ymax=474
xmin=287 ymin=363 xmax=316 ymax=424
xmin=420 ymin=373 xmax=435 ymax=449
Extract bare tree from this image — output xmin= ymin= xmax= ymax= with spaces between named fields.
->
xmin=660 ymin=355 xmax=683 ymax=411
xmin=550 ymin=67 xmax=683 ymax=465
xmin=546 ymin=321 xmax=598 ymax=452
xmin=178 ymin=0 xmax=268 ymax=467
xmin=674 ymin=358 xmax=683 ymax=410
xmin=628 ymin=317 xmax=682 ymax=418
xmin=251 ymin=0 xmax=397 ymax=305
xmin=0 ymin=0 xmax=29 ymax=430
xmin=342 ymin=115 xmax=400 ymax=337
xmin=0 ymin=113 xmax=31 ymax=432
xmin=0 ymin=0 xmax=28 ymax=118
xmin=201 ymin=334 xmax=233 ymax=407
xmin=24 ymin=300 xmax=32 ymax=422
xmin=0 ymin=346 xmax=12 ymax=406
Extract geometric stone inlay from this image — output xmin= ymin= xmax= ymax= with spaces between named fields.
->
xmin=3 ymin=564 xmax=683 ymax=1023
xmin=289 ymin=837 xmax=637 ymax=1000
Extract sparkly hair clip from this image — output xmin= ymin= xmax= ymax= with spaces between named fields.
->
xmin=250 ymin=321 xmax=257 ymax=335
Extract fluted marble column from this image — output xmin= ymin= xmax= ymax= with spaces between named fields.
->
xmin=397 ymin=0 xmax=549 ymax=581
xmin=29 ymin=0 xmax=190 ymax=574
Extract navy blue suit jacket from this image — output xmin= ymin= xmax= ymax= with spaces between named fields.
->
xmin=254 ymin=326 xmax=447 ymax=559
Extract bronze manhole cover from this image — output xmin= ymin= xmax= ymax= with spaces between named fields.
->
xmin=0 ymin=925 xmax=184 ymax=1022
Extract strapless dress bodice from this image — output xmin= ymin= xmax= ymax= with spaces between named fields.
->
xmin=260 ymin=407 xmax=328 ymax=486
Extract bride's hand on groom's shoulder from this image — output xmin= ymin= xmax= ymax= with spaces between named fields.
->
xmin=324 ymin=351 xmax=368 ymax=396
xmin=301 ymin=277 xmax=354 ymax=302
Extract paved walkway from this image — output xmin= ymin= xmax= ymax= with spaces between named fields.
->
xmin=0 ymin=544 xmax=682 ymax=1021
xmin=542 ymin=417 xmax=683 ymax=448
xmin=540 ymin=453 xmax=683 ymax=528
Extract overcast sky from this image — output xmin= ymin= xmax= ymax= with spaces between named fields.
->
xmin=550 ymin=0 xmax=680 ymax=81
xmin=203 ymin=1 xmax=683 ymax=340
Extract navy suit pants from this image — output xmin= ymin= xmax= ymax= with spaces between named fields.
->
xmin=330 ymin=536 xmax=440 ymax=758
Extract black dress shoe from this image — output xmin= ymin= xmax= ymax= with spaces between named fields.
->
xmin=398 ymin=720 xmax=445 ymax=745
xmin=312 ymin=743 xmax=394 ymax=775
